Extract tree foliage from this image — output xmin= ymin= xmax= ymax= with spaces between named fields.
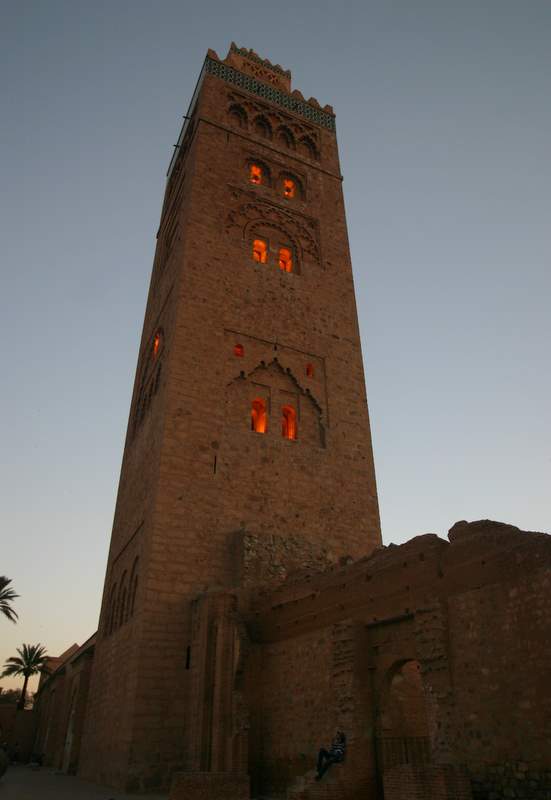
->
xmin=1 ymin=644 xmax=49 ymax=710
xmin=0 ymin=576 xmax=19 ymax=623
xmin=0 ymin=687 xmax=21 ymax=704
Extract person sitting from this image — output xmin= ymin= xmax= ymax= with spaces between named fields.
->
xmin=315 ymin=729 xmax=346 ymax=780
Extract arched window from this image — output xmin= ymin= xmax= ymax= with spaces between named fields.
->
xmin=152 ymin=329 xmax=162 ymax=359
xmin=280 ymin=172 xmax=303 ymax=200
xmin=252 ymin=239 xmax=268 ymax=264
xmin=249 ymin=164 xmax=263 ymax=185
xmin=278 ymin=247 xmax=293 ymax=273
xmin=281 ymin=405 xmax=297 ymax=440
xmin=234 ymin=343 xmax=244 ymax=357
xmin=229 ymin=104 xmax=247 ymax=128
xmin=283 ymin=178 xmax=295 ymax=199
xmin=251 ymin=398 xmax=267 ymax=433
xmin=277 ymin=127 xmax=295 ymax=149
xmin=299 ymin=137 xmax=317 ymax=160
xmin=254 ymin=116 xmax=272 ymax=139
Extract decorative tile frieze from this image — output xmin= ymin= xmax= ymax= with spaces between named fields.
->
xmin=205 ymin=57 xmax=336 ymax=131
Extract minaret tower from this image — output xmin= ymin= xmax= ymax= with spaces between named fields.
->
xmin=79 ymin=44 xmax=381 ymax=791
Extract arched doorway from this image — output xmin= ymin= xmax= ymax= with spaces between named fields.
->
xmin=376 ymin=659 xmax=430 ymax=773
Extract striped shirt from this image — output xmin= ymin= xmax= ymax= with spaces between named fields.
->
xmin=329 ymin=733 xmax=346 ymax=760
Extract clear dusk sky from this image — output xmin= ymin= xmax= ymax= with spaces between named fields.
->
xmin=1 ymin=1 xmax=550 ymax=689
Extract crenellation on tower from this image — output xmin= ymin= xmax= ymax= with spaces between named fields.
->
xmin=223 ymin=43 xmax=292 ymax=92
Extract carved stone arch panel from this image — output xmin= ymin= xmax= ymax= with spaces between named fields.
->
xmin=225 ymin=358 xmax=326 ymax=448
xmin=252 ymin=114 xmax=272 ymax=140
xmin=226 ymin=199 xmax=321 ymax=267
xmin=298 ymin=135 xmax=319 ymax=161
xmin=226 ymin=90 xmax=321 ymax=152
xmin=228 ymin=103 xmax=248 ymax=129
xmin=244 ymin=218 xmax=302 ymax=274
xmin=276 ymin=125 xmax=295 ymax=150
xmin=247 ymin=358 xmax=321 ymax=403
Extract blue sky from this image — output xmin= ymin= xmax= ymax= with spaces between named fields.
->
xmin=1 ymin=0 xmax=549 ymax=686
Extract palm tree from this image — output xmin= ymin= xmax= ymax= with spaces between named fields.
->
xmin=0 ymin=576 xmax=19 ymax=623
xmin=2 ymin=644 xmax=49 ymax=710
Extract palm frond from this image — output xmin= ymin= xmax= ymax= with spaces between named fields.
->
xmin=4 ymin=656 xmax=25 ymax=667
xmin=2 ymin=663 xmax=23 ymax=677
xmin=2 ymin=643 xmax=49 ymax=678
xmin=0 ymin=576 xmax=19 ymax=623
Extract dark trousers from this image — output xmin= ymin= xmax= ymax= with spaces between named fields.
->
xmin=316 ymin=748 xmax=338 ymax=779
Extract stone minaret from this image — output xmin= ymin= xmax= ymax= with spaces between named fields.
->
xmin=79 ymin=44 xmax=381 ymax=791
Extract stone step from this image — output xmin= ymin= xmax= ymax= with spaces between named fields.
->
xmin=287 ymin=769 xmax=353 ymax=800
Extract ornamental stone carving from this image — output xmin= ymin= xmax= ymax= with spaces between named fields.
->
xmin=226 ymin=191 xmax=321 ymax=266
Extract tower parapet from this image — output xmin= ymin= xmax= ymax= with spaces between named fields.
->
xmin=223 ymin=43 xmax=292 ymax=93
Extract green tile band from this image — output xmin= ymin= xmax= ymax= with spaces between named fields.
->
xmin=205 ymin=58 xmax=336 ymax=131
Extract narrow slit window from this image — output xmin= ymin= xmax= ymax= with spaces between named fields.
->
xmin=234 ymin=343 xmax=244 ymax=357
xmin=283 ymin=179 xmax=295 ymax=198
xmin=306 ymin=363 xmax=314 ymax=378
xmin=281 ymin=405 xmax=297 ymax=440
xmin=251 ymin=398 xmax=267 ymax=434
xmin=249 ymin=164 xmax=262 ymax=185
xmin=152 ymin=330 xmax=162 ymax=358
xmin=253 ymin=239 xmax=268 ymax=264
xmin=279 ymin=247 xmax=293 ymax=273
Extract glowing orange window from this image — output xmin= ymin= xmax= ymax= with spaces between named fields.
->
xmin=306 ymin=363 xmax=314 ymax=378
xmin=279 ymin=247 xmax=293 ymax=273
xmin=253 ymin=239 xmax=268 ymax=264
xmin=234 ymin=343 xmax=244 ymax=357
xmin=152 ymin=330 xmax=162 ymax=358
xmin=249 ymin=164 xmax=262 ymax=185
xmin=283 ymin=179 xmax=295 ymax=198
xmin=281 ymin=405 xmax=297 ymax=440
xmin=251 ymin=398 xmax=267 ymax=434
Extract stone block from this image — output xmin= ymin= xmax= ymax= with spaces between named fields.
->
xmin=383 ymin=763 xmax=473 ymax=800
xmin=169 ymin=771 xmax=250 ymax=800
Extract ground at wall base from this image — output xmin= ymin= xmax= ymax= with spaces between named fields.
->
xmin=169 ymin=771 xmax=250 ymax=800
xmin=0 ymin=765 xmax=167 ymax=800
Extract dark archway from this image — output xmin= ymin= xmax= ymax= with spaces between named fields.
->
xmin=376 ymin=659 xmax=430 ymax=772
